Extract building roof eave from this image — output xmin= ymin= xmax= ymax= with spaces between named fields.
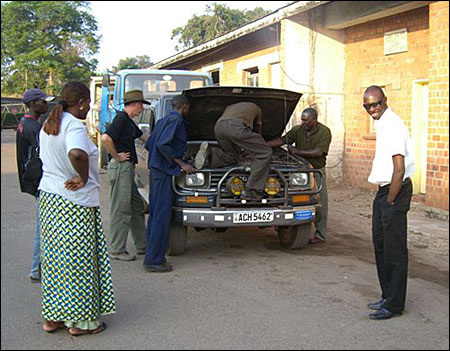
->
xmin=151 ymin=1 xmax=329 ymax=69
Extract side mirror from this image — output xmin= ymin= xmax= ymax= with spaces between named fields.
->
xmin=138 ymin=123 xmax=150 ymax=132
xmin=102 ymin=74 xmax=110 ymax=87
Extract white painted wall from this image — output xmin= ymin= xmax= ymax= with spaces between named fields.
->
xmin=282 ymin=16 xmax=346 ymax=179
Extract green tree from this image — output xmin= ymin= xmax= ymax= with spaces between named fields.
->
xmin=1 ymin=1 xmax=100 ymax=95
xmin=117 ymin=55 xmax=153 ymax=70
xmin=171 ymin=3 xmax=270 ymax=51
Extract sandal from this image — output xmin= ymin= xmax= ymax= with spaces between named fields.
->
xmin=43 ymin=321 xmax=66 ymax=333
xmin=68 ymin=322 xmax=107 ymax=337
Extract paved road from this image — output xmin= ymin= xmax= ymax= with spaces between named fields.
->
xmin=1 ymin=130 xmax=448 ymax=350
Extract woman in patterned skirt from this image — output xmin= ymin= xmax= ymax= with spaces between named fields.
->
xmin=38 ymin=82 xmax=116 ymax=336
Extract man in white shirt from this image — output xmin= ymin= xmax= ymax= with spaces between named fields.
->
xmin=363 ymin=86 xmax=414 ymax=320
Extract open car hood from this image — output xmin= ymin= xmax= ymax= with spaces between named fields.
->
xmin=183 ymin=86 xmax=302 ymax=141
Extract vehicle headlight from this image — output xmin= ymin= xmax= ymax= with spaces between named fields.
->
xmin=290 ymin=173 xmax=309 ymax=187
xmin=185 ymin=173 xmax=205 ymax=187
xmin=265 ymin=177 xmax=281 ymax=195
xmin=227 ymin=176 xmax=244 ymax=196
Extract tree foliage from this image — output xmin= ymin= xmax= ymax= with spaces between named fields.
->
xmin=1 ymin=1 xmax=100 ymax=96
xmin=117 ymin=55 xmax=153 ymax=70
xmin=171 ymin=3 xmax=270 ymax=51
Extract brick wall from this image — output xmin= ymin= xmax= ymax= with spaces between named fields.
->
xmin=343 ymin=6 xmax=447 ymax=206
xmin=427 ymin=1 xmax=449 ymax=210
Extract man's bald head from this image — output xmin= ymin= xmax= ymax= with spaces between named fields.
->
xmin=363 ymin=86 xmax=388 ymax=120
xmin=302 ymin=107 xmax=318 ymax=120
xmin=364 ymin=86 xmax=385 ymax=100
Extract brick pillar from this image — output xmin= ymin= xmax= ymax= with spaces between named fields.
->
xmin=427 ymin=1 xmax=449 ymax=210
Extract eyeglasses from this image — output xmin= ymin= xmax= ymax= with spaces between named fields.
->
xmin=363 ymin=101 xmax=383 ymax=110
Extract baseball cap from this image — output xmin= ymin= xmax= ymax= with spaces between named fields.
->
xmin=23 ymin=89 xmax=55 ymax=104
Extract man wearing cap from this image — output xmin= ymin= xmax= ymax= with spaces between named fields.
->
xmin=101 ymin=90 xmax=149 ymax=261
xmin=16 ymin=88 xmax=54 ymax=282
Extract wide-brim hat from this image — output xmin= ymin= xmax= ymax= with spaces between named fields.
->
xmin=123 ymin=90 xmax=151 ymax=105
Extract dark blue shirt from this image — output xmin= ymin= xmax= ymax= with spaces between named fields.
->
xmin=145 ymin=111 xmax=187 ymax=175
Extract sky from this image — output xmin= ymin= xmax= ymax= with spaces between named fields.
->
xmin=89 ymin=1 xmax=291 ymax=72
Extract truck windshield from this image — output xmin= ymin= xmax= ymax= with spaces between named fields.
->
xmin=124 ymin=74 xmax=208 ymax=98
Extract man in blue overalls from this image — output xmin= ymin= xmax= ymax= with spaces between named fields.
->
xmin=143 ymin=95 xmax=195 ymax=273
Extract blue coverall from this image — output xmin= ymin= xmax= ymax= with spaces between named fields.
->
xmin=143 ymin=111 xmax=187 ymax=266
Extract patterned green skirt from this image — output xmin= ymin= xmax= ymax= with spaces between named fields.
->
xmin=39 ymin=191 xmax=116 ymax=322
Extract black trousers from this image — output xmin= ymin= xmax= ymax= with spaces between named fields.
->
xmin=372 ymin=178 xmax=412 ymax=313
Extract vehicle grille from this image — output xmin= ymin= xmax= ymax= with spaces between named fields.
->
xmin=210 ymin=170 xmax=291 ymax=198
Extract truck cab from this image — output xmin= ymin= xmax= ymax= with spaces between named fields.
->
xmin=92 ymin=69 xmax=213 ymax=167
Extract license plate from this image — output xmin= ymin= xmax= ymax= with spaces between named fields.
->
xmin=295 ymin=210 xmax=312 ymax=221
xmin=233 ymin=211 xmax=274 ymax=224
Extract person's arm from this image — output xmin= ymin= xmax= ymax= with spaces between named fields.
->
xmin=289 ymin=127 xmax=331 ymax=158
xmin=387 ymin=154 xmax=405 ymax=206
xmin=267 ymin=138 xmax=285 ymax=148
xmin=288 ymin=146 xmax=324 ymax=158
xmin=101 ymin=133 xmax=130 ymax=162
xmin=173 ymin=158 xmax=195 ymax=174
xmin=65 ymin=148 xmax=89 ymax=191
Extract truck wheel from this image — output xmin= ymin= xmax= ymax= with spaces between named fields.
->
xmin=277 ymin=224 xmax=311 ymax=249
xmin=167 ymin=222 xmax=187 ymax=256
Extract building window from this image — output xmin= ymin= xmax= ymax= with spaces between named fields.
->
xmin=244 ymin=67 xmax=259 ymax=87
xmin=210 ymin=70 xmax=220 ymax=85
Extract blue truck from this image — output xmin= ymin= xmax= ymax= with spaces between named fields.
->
xmin=87 ymin=69 xmax=213 ymax=168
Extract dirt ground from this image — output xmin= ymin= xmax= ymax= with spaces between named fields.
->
xmin=325 ymin=179 xmax=449 ymax=289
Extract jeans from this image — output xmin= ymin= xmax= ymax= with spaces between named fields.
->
xmin=30 ymin=198 xmax=40 ymax=279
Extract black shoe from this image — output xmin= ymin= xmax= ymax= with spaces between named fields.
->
xmin=240 ymin=188 xmax=265 ymax=201
xmin=368 ymin=298 xmax=387 ymax=310
xmin=369 ymin=308 xmax=399 ymax=320
xmin=143 ymin=261 xmax=172 ymax=273
xmin=29 ymin=275 xmax=41 ymax=284
xmin=308 ymin=237 xmax=326 ymax=244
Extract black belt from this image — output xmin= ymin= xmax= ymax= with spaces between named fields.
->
xmin=379 ymin=177 xmax=411 ymax=190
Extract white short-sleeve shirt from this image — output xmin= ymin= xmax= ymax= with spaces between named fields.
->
xmin=39 ymin=112 xmax=100 ymax=207
xmin=368 ymin=108 xmax=415 ymax=186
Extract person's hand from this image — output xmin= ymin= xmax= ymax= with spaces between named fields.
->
xmin=64 ymin=176 xmax=86 ymax=191
xmin=116 ymin=152 xmax=130 ymax=162
xmin=287 ymin=145 xmax=298 ymax=154
xmin=181 ymin=163 xmax=195 ymax=174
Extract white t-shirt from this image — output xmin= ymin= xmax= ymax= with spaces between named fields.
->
xmin=368 ymin=108 xmax=415 ymax=186
xmin=39 ymin=112 xmax=100 ymax=207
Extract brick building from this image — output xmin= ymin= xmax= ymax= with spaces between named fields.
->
xmin=152 ymin=1 xmax=449 ymax=211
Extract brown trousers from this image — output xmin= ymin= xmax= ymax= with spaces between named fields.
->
xmin=212 ymin=119 xmax=272 ymax=191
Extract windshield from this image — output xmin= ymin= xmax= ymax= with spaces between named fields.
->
xmin=124 ymin=74 xmax=208 ymax=98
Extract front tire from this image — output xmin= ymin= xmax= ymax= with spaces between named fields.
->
xmin=168 ymin=222 xmax=187 ymax=256
xmin=277 ymin=224 xmax=311 ymax=249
